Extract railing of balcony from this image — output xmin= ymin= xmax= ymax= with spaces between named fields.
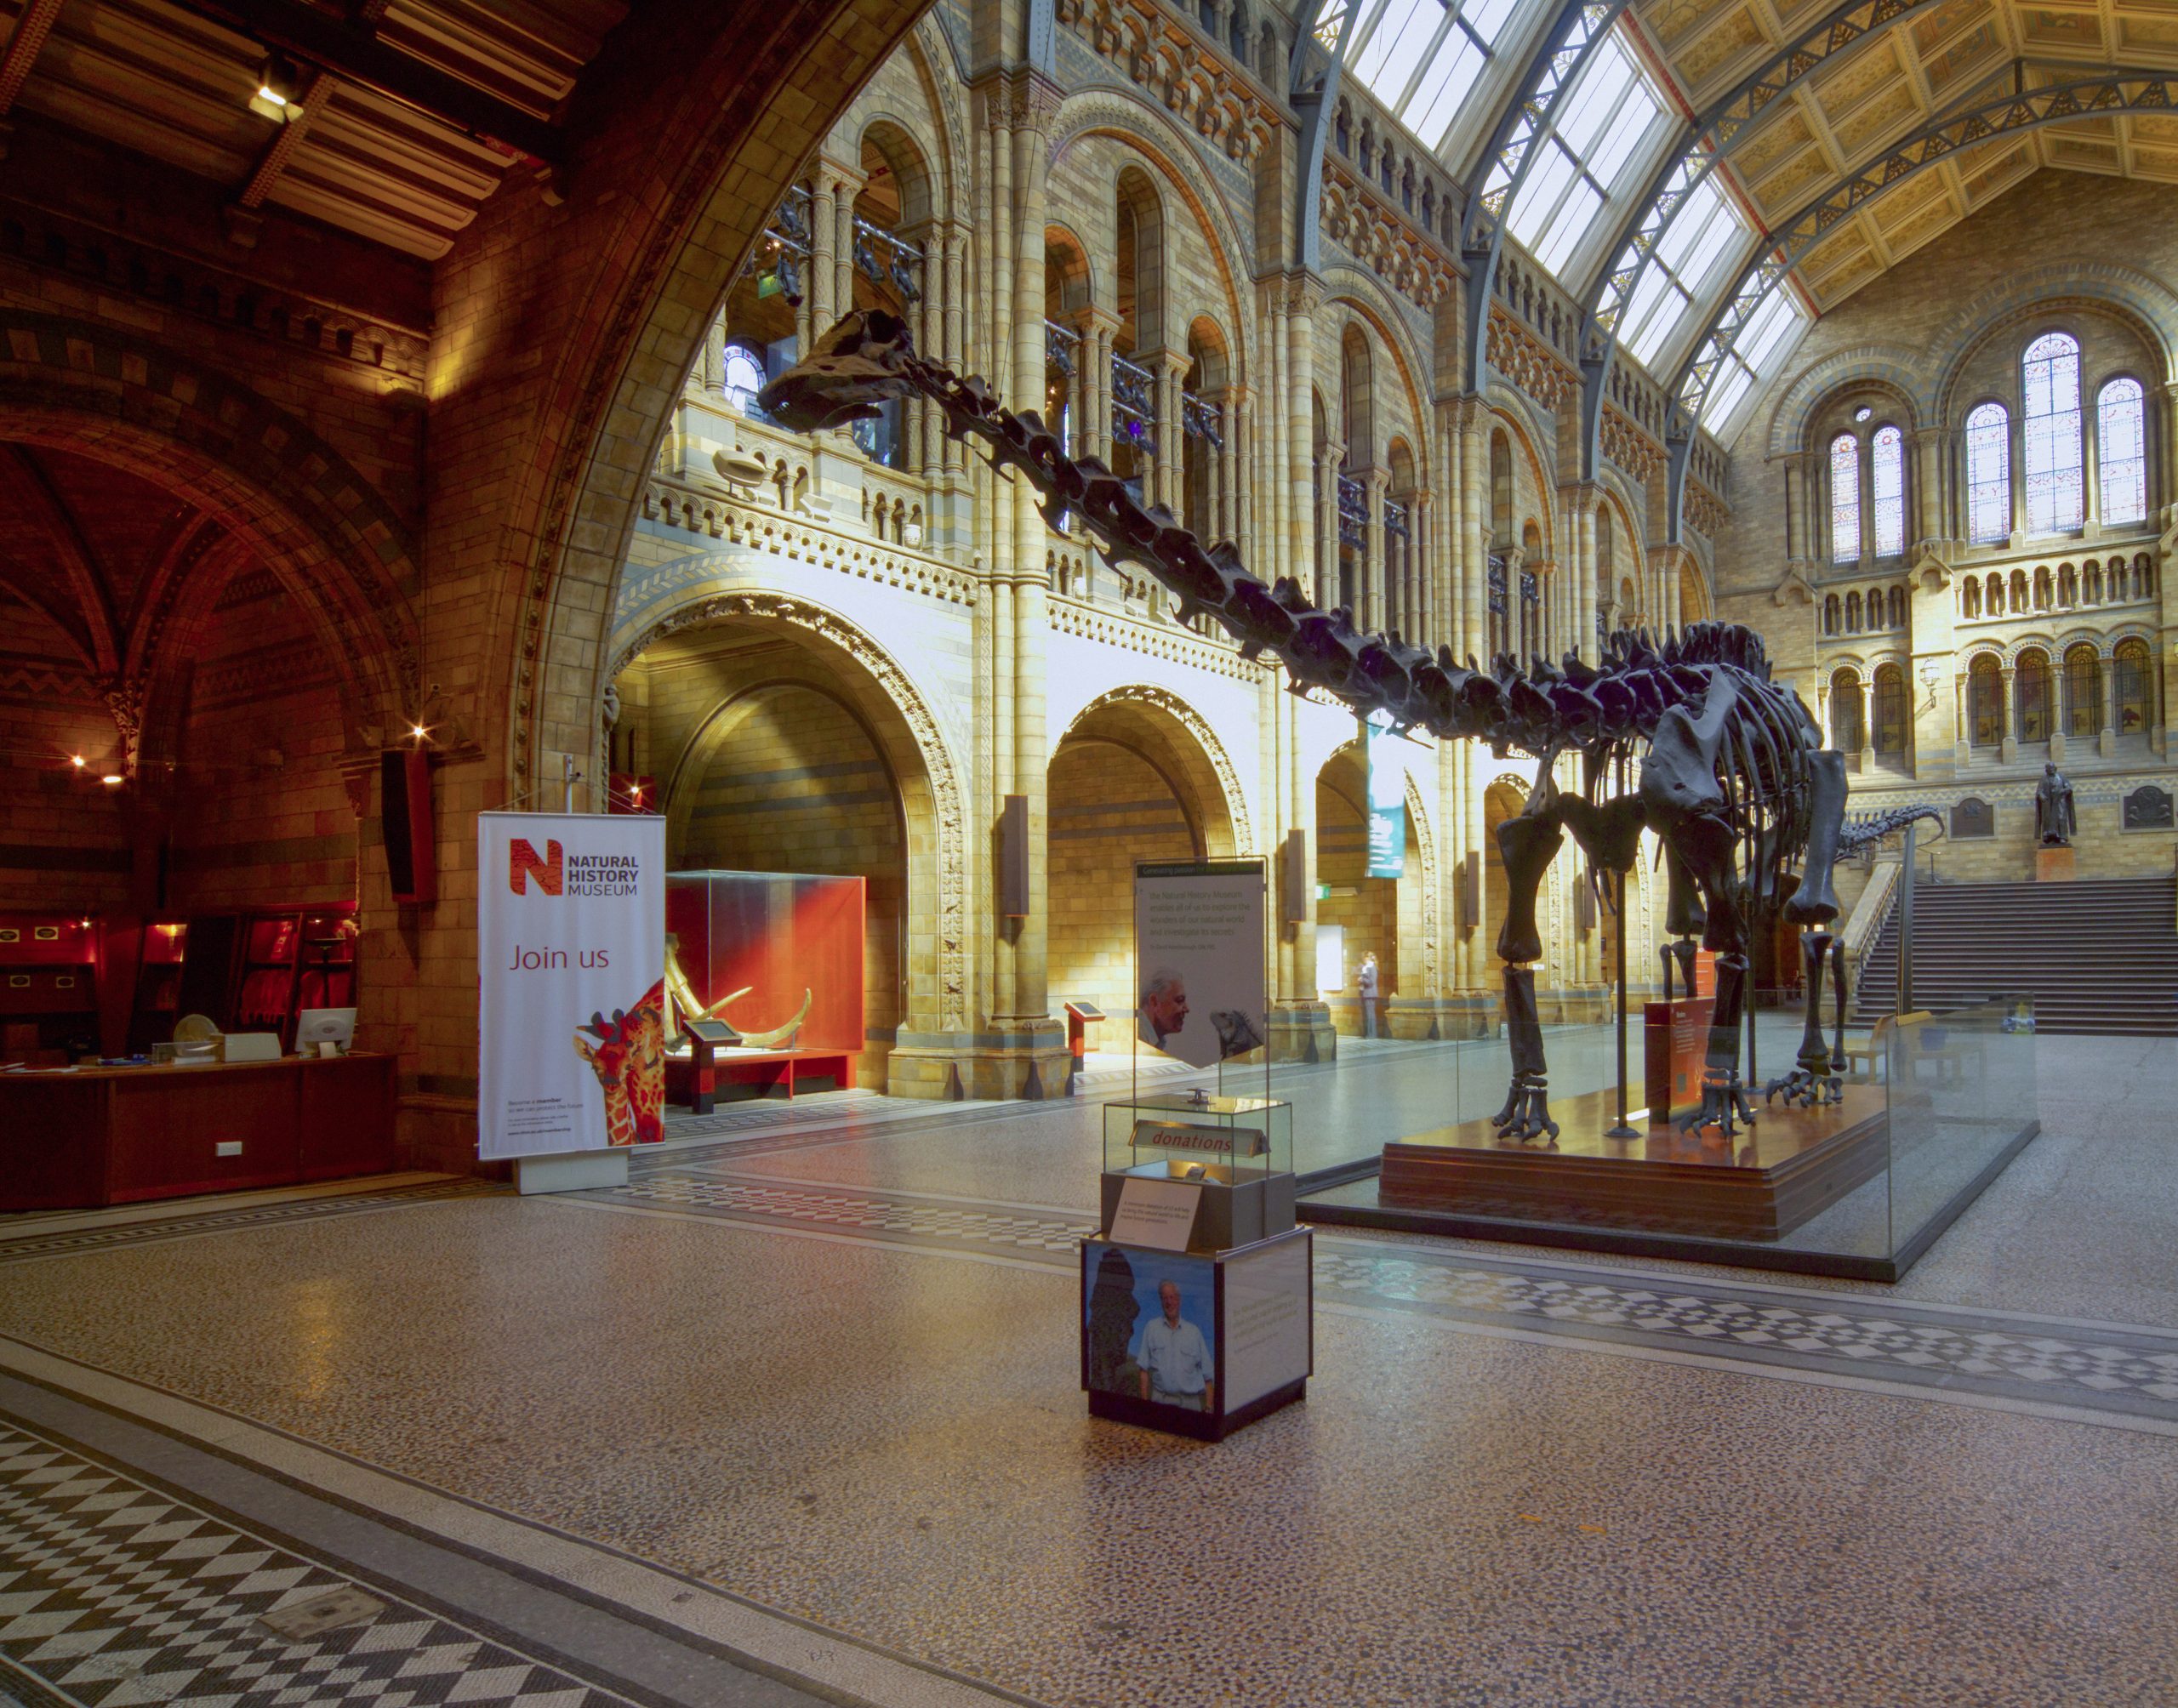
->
xmin=1111 ymin=351 xmax=1158 ymax=453
xmin=1337 ymin=473 xmax=1366 ymax=549
xmin=1045 ymin=319 xmax=1079 ymax=376
xmin=1383 ymin=497 xmax=1409 ymax=538
xmin=1180 ymin=389 xmax=1223 ymax=447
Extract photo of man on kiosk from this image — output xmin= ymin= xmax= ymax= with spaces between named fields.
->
xmin=1139 ymin=1276 xmax=1213 ymax=1412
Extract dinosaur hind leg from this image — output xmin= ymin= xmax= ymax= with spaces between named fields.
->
xmin=1492 ymin=805 xmax=1565 ymax=1143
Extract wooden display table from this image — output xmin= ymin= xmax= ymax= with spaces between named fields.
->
xmin=1379 ymin=1084 xmax=1889 ymax=1240
xmin=0 ymin=1053 xmax=396 ymax=1211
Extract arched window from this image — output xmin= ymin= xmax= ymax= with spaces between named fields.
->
xmin=1872 ymin=425 xmax=1905 ymax=557
xmin=1829 ymin=430 xmax=1860 ymax=563
xmin=721 ymin=341 xmax=767 ymax=410
xmin=1986 ymin=572 xmax=2004 ymax=616
xmin=1968 ymin=655 xmax=2003 ymax=746
xmin=2058 ymin=563 xmax=2078 ymax=606
xmin=1823 ymin=593 xmax=1839 ymax=635
xmin=2063 ymin=643 xmax=2102 ymax=738
xmin=1888 ymin=585 xmax=1907 ymax=630
xmin=2138 ymin=554 xmax=2157 ymax=601
xmin=2033 ymin=565 xmax=2051 ymax=610
xmin=1962 ymin=578 xmax=1981 ymax=619
xmin=1965 ymin=401 xmax=2010 ymax=544
xmin=1844 ymin=590 xmax=1862 ymax=632
xmin=2016 ymin=647 xmax=2052 ymax=743
xmin=1490 ymin=432 xmax=1513 ymax=548
xmin=1595 ymin=507 xmax=1614 ymax=636
xmin=1865 ymin=584 xmax=1884 ymax=630
xmin=1872 ymin=664 xmax=1907 ymax=757
xmin=1829 ymin=669 xmax=1863 ymax=751
xmin=2087 ymin=561 xmax=2104 ymax=603
xmin=2099 ymin=377 xmax=2147 ymax=527
xmin=2023 ymin=332 xmax=2084 ymax=534
xmin=2010 ymin=568 xmax=2028 ymax=612
xmin=2115 ymin=638 xmax=2153 ymax=734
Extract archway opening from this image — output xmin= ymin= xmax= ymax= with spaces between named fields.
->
xmin=1046 ymin=695 xmax=1237 ymax=1062
xmin=609 ymin=613 xmax=938 ymax=1091
xmin=1316 ymin=741 xmax=1411 ymax=1038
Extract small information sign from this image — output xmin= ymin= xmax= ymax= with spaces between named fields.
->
xmin=1107 ymin=1177 xmax=1203 ymax=1250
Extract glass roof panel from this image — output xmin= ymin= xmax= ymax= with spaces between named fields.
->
xmin=1405 ymin=35 xmax=1488 ymax=140
xmin=1502 ymin=25 xmax=1667 ymax=288
xmin=1353 ymin=0 xmax=1447 ymax=104
xmin=1535 ymin=177 xmax=1600 ymax=272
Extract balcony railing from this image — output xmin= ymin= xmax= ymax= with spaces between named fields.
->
xmin=1112 ymin=351 xmax=1157 ymax=453
xmin=1487 ymin=555 xmax=1508 ymax=618
xmin=1383 ymin=497 xmax=1409 ymax=537
xmin=1337 ymin=473 xmax=1366 ymax=549
xmin=1181 ymin=389 xmax=1223 ymax=448
xmin=1044 ymin=319 xmax=1078 ymax=376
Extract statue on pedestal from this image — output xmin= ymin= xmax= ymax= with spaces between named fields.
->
xmin=2035 ymin=762 xmax=2076 ymax=846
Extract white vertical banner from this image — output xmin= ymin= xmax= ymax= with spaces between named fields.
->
xmin=478 ymin=811 xmax=667 ymax=1161
xmin=1134 ymin=860 xmax=1267 ymax=1068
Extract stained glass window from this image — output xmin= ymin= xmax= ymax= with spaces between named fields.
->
xmin=2015 ymin=648 xmax=2051 ymax=743
xmin=1965 ymin=402 xmax=2009 ymax=544
xmin=2115 ymin=639 xmax=2152 ymax=734
xmin=2098 ymin=377 xmax=2147 ymax=527
xmin=1829 ymin=432 xmax=1860 ymax=564
xmin=1968 ymin=655 xmax=2003 ymax=746
xmin=1829 ymin=669 xmax=1863 ymax=751
xmin=2063 ymin=644 xmax=2102 ymax=739
xmin=2022 ymin=332 xmax=2083 ymax=534
xmin=1871 ymin=426 xmax=1904 ymax=558
xmin=1872 ymin=666 xmax=1907 ymax=756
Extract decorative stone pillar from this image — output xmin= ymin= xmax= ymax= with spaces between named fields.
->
xmin=2000 ymin=665 xmax=2018 ymax=765
xmin=809 ymin=172 xmax=839 ymax=335
xmin=1411 ymin=491 xmax=1434 ymax=645
xmin=1363 ymin=467 xmax=1388 ymax=633
xmin=1285 ymin=279 xmax=1319 ymax=601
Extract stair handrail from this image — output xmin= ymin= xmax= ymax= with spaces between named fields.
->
xmin=1837 ymin=862 xmax=1902 ymax=995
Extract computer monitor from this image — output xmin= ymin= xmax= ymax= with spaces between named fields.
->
xmin=296 ymin=1007 xmax=356 ymax=1054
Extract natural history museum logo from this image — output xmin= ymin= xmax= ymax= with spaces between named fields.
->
xmin=507 ymin=839 xmax=640 ymax=898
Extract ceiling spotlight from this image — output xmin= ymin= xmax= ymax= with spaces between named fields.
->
xmin=410 ymin=722 xmax=430 ymax=743
xmin=70 ymin=754 xmax=84 ymax=768
xmin=100 ymin=773 xmax=123 ymax=787
xmin=250 ymin=53 xmax=306 ymax=122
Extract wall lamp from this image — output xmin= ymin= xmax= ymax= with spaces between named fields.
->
xmin=249 ymin=54 xmax=307 ymax=123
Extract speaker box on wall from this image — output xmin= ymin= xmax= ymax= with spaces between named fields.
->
xmin=999 ymin=794 xmax=1029 ymax=917
xmin=1280 ymin=828 xmax=1309 ymax=925
xmin=382 ymin=749 xmax=436 ymax=905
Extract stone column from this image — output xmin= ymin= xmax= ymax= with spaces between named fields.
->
xmin=1460 ymin=401 xmax=1488 ymax=664
xmin=809 ymin=170 xmax=840 ymax=333
xmin=1576 ymin=492 xmax=1598 ymax=663
xmin=831 ymin=165 xmax=862 ymax=330
xmin=1363 ymin=468 xmax=1388 ymax=633
xmin=1286 ymin=280 xmax=1318 ymax=600
xmin=1913 ymin=428 xmax=1944 ymax=550
xmin=1411 ymin=491 xmax=1434 ymax=645
xmin=1219 ymin=390 xmax=1241 ymax=544
xmin=1160 ymin=350 xmax=1190 ymax=514
xmin=2000 ymin=664 xmax=2018 ymax=765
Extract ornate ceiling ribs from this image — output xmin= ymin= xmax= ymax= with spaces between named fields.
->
xmin=1575 ymin=0 xmax=1946 ymax=478
xmin=1674 ymin=67 xmax=2178 ymax=434
xmin=1460 ymin=1 xmax=1630 ymax=391
xmin=0 ymin=447 xmax=119 ymax=677
xmin=1290 ymin=0 xmax=1355 ymax=275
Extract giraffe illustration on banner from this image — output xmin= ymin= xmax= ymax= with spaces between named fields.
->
xmin=573 ymin=979 xmax=667 ymax=1146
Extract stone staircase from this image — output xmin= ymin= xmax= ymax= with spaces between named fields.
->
xmin=1851 ymin=875 xmax=2178 ymax=1035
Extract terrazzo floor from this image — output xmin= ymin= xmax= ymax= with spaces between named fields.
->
xmin=2 ymin=1033 xmax=2175 ymax=1706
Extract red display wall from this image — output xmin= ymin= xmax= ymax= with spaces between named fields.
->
xmin=665 ymin=871 xmax=864 ymax=1053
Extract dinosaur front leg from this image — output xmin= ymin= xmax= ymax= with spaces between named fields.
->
xmin=1492 ymin=804 xmax=1564 ymax=1143
xmin=1764 ymin=927 xmax=1840 ymax=1108
xmin=1672 ymin=815 xmax=1757 ymax=1137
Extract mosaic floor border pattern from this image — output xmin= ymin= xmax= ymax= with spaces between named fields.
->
xmin=583 ymin=1170 xmax=2178 ymax=1435
xmin=0 ymin=1182 xmax=509 ymax=1270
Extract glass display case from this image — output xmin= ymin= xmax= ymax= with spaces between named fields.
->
xmin=1100 ymin=1093 xmax=1294 ymax=1254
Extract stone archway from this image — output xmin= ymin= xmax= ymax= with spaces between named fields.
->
xmin=611 ymin=591 xmax=969 ymax=1072
xmin=1046 ymin=688 xmax=1253 ymax=1036
xmin=498 ymin=0 xmax=933 ymax=806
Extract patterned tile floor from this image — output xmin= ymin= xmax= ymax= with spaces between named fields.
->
xmin=3 ymin=1033 xmax=2178 ymax=1705
xmin=0 ymin=1420 xmax=629 ymax=1708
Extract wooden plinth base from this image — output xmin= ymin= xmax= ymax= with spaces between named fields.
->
xmin=1379 ymin=1085 xmax=1889 ymax=1240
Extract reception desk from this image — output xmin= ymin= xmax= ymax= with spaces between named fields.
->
xmin=1 ymin=1053 xmax=396 ymax=1210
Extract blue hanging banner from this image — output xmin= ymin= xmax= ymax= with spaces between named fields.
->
xmin=1364 ymin=716 xmax=1405 ymax=880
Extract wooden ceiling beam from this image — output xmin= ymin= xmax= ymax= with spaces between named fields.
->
xmin=163 ymin=0 xmax=564 ymax=165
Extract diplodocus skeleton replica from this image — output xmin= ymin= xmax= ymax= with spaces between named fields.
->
xmin=760 ymin=311 xmax=1932 ymax=1142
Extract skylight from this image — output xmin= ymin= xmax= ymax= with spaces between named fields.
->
xmin=1620 ymin=175 xmax=1744 ymax=368
xmin=1706 ymin=284 xmax=1808 ymax=441
xmin=1503 ymin=31 xmax=1666 ymax=280
xmin=1332 ymin=0 xmax=1525 ymax=155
